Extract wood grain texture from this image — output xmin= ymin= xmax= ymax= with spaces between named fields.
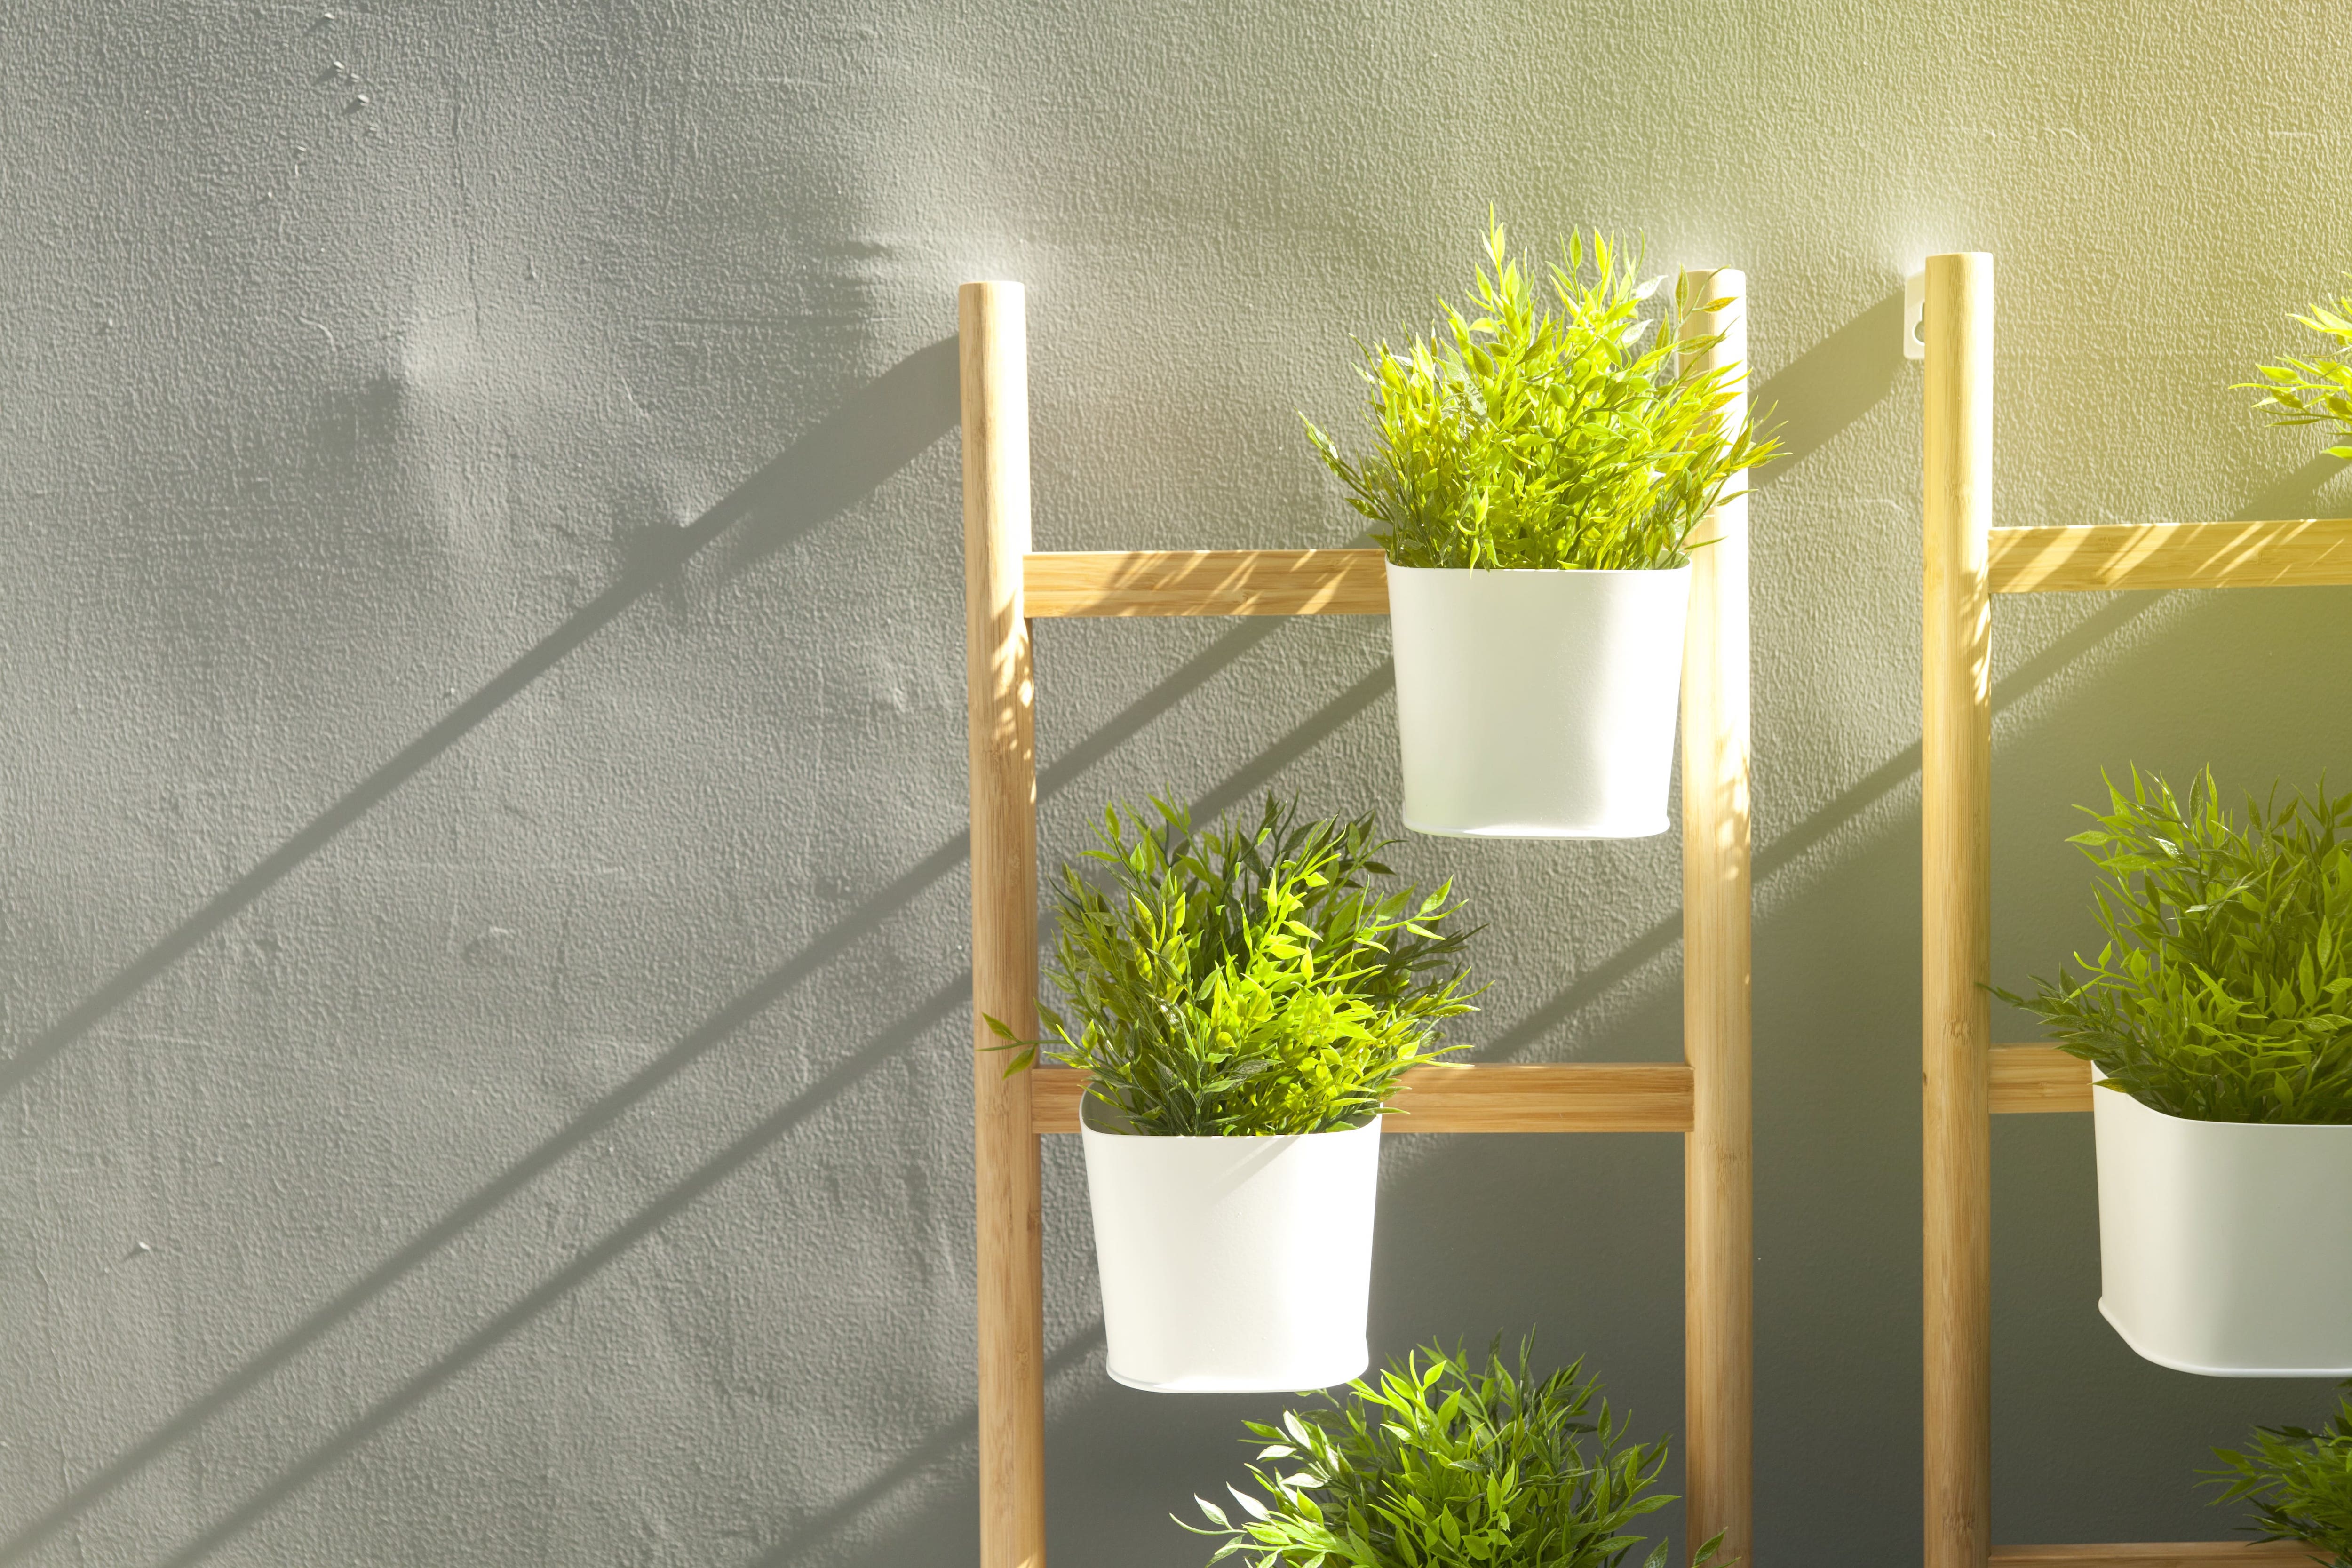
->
xmin=1990 ymin=1546 xmax=2317 ymax=1566
xmin=961 ymin=281 xmax=1046 ymax=1568
xmin=1022 ymin=548 xmax=1388 ymax=617
xmin=1678 ymin=267 xmax=1754 ymax=1568
xmin=1029 ymin=1047 xmax=2081 ymax=1130
xmin=1027 ymin=1063 xmax=1696 ymax=1134
xmin=1990 ymin=517 xmax=2352 ymax=593
xmin=1922 ymin=252 xmax=1996 ymax=1568
xmin=1990 ymin=1044 xmax=2092 ymax=1113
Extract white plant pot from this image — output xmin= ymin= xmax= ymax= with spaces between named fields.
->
xmin=1079 ymin=1106 xmax=1380 ymax=1393
xmin=1385 ymin=562 xmax=1692 ymax=838
xmin=2094 ymin=1077 xmax=2352 ymax=1375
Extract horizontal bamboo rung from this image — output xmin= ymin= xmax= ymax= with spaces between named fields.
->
xmin=1989 ymin=1544 xmax=2315 ymax=1566
xmin=1989 ymin=518 xmax=2352 ymax=594
xmin=1028 ymin=1061 xmax=1695 ymax=1134
xmin=1990 ymin=1044 xmax=2091 ymax=1113
xmin=1022 ymin=549 xmax=1388 ymax=617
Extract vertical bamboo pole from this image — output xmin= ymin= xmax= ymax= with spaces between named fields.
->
xmin=1678 ymin=268 xmax=1754 ymax=1568
xmin=962 ymin=280 xmax=1046 ymax=1568
xmin=1922 ymin=252 xmax=1995 ymax=1568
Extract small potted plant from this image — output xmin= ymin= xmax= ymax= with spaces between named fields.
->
xmin=1305 ymin=216 xmax=1775 ymax=838
xmin=2208 ymin=1385 xmax=2352 ymax=1565
xmin=1185 ymin=1336 xmax=1721 ymax=1568
xmin=1997 ymin=769 xmax=2352 ymax=1376
xmin=991 ymin=796 xmax=1475 ymax=1393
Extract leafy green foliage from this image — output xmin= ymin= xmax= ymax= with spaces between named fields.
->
xmin=1994 ymin=769 xmax=2352 ymax=1123
xmin=1303 ymin=215 xmax=1776 ymax=572
xmin=2238 ymin=281 xmax=2352 ymax=459
xmin=1184 ymin=1338 xmax=1717 ymax=1568
xmin=2209 ymin=1384 xmax=2352 ymax=1565
xmin=988 ymin=796 xmax=1477 ymax=1136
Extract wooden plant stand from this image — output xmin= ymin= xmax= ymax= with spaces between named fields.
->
xmin=1916 ymin=250 xmax=2348 ymax=1568
xmin=960 ymin=273 xmax=1760 ymax=1567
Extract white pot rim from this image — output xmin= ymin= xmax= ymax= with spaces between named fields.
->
xmin=1078 ymin=1096 xmax=1381 ymax=1140
xmin=2094 ymin=1073 xmax=2352 ymax=1132
xmin=1383 ymin=561 xmax=1693 ymax=578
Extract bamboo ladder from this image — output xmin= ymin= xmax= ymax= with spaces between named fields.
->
xmin=964 ymin=273 xmax=1758 ymax=1568
xmin=1918 ymin=251 xmax=2352 ymax=1568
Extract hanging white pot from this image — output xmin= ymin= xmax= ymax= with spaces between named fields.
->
xmin=1384 ymin=562 xmax=1692 ymax=838
xmin=1079 ymin=1104 xmax=1380 ymax=1393
xmin=2094 ymin=1076 xmax=2352 ymax=1376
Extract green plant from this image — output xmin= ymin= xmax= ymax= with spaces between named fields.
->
xmin=2209 ymin=1384 xmax=2352 ymax=1565
xmin=1994 ymin=768 xmax=2352 ymax=1123
xmin=2238 ymin=280 xmax=2352 ymax=458
xmin=1185 ymin=1337 xmax=1717 ymax=1568
xmin=988 ymin=796 xmax=1477 ymax=1136
xmin=1303 ymin=215 xmax=1776 ymax=573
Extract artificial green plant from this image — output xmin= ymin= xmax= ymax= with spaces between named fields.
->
xmin=2239 ymin=280 xmax=2352 ymax=458
xmin=1303 ymin=215 xmax=1776 ymax=573
xmin=1186 ymin=1337 xmax=1716 ymax=1568
xmin=988 ymin=796 xmax=1477 ymax=1136
xmin=2209 ymin=1385 xmax=2352 ymax=1565
xmin=1995 ymin=768 xmax=2352 ymax=1123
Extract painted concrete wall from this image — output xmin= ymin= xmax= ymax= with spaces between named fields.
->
xmin=2 ymin=2 xmax=2348 ymax=1563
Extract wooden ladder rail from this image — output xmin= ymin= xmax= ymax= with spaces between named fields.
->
xmin=964 ymin=271 xmax=1757 ymax=1568
xmin=1923 ymin=250 xmax=1997 ymax=1568
xmin=1918 ymin=254 xmax=2351 ymax=1568
xmin=963 ymin=281 xmax=1047 ymax=1568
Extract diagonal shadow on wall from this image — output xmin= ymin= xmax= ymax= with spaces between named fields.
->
xmin=742 ymin=1321 xmax=1109 ymax=1568
xmin=0 ymin=386 xmax=1342 ymax=1566
xmin=127 ymin=976 xmax=975 ymax=1568
xmin=1752 ymin=289 xmax=1906 ymax=479
xmin=17 ymin=653 xmax=1389 ymax=1567
xmin=0 ymin=337 xmax=966 ymax=1101
xmin=0 ymin=623 xmax=1324 ymax=1566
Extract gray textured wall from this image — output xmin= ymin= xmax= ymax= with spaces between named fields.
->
xmin=3 ymin=2 xmax=2349 ymax=1563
